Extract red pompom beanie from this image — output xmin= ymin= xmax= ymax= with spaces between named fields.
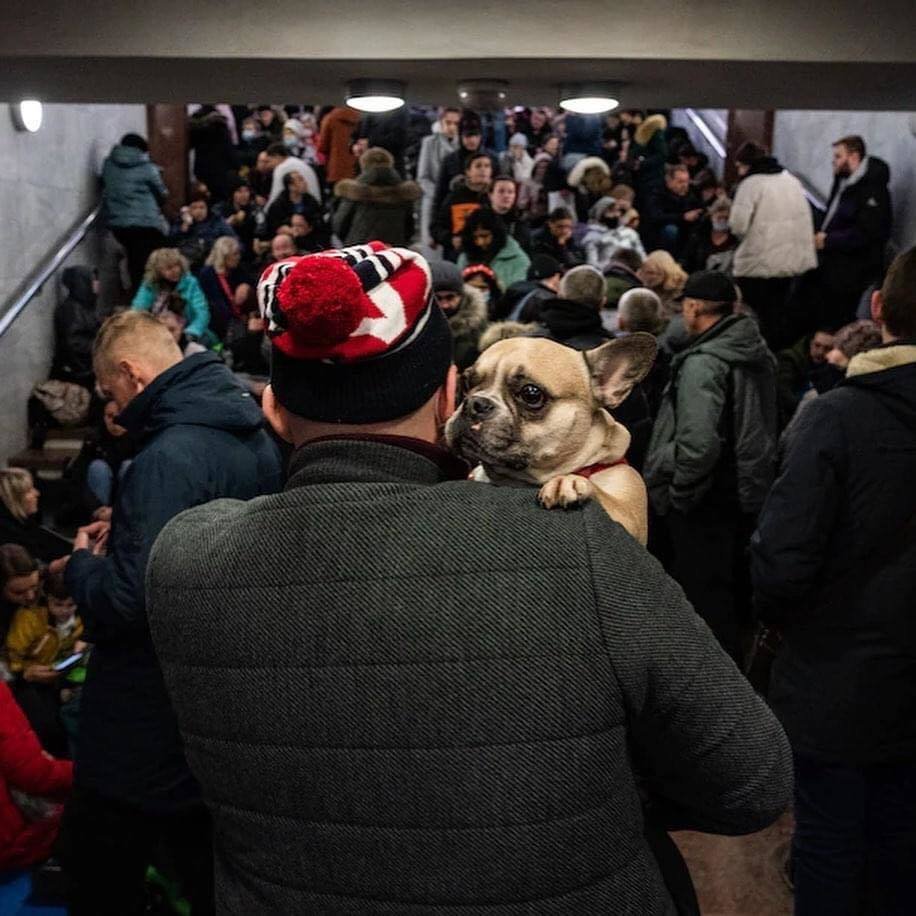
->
xmin=257 ymin=242 xmax=453 ymax=423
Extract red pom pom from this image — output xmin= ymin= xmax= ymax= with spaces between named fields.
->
xmin=276 ymin=256 xmax=366 ymax=347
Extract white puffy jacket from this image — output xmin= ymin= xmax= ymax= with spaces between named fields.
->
xmin=730 ymin=170 xmax=817 ymax=278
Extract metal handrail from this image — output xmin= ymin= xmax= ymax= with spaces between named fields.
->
xmin=0 ymin=202 xmax=103 ymax=339
xmin=683 ymin=108 xmax=829 ymax=212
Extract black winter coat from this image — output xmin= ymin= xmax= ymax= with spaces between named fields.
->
xmin=51 ymin=266 xmax=101 ymax=388
xmin=0 ymin=503 xmax=70 ymax=565
xmin=751 ymin=344 xmax=916 ymax=765
xmin=819 ymin=156 xmax=892 ymax=289
xmin=148 ymin=438 xmax=791 ymax=914
xmin=65 ymin=353 xmax=282 ymax=812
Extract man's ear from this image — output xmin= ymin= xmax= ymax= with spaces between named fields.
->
xmin=261 ymin=384 xmax=294 ymax=443
xmin=587 ymin=333 xmax=657 ymax=409
xmin=436 ymin=364 xmax=459 ymax=424
xmin=871 ymin=289 xmax=884 ymax=325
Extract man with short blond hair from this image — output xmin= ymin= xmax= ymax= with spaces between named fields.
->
xmin=60 ymin=309 xmax=282 ymax=916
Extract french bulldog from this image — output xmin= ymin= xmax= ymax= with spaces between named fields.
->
xmin=446 ymin=334 xmax=658 ymax=544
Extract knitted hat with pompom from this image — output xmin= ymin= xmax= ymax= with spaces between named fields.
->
xmin=257 ymin=242 xmax=453 ymax=423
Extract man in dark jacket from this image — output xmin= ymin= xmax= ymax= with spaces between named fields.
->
xmin=644 ymin=271 xmax=777 ymax=661
xmin=815 ymin=135 xmax=893 ymax=328
xmin=751 ymin=247 xmax=916 ymax=916
xmin=531 ymin=207 xmax=584 ymax=268
xmin=147 ymin=242 xmax=791 ymax=915
xmin=51 ymin=266 xmax=102 ymax=389
xmin=644 ymin=163 xmax=704 ymax=260
xmin=59 ymin=311 xmax=282 ymax=916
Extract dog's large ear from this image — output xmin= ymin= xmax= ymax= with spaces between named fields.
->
xmin=587 ymin=333 xmax=658 ymax=409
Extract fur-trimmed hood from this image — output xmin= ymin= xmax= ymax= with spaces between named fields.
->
xmin=448 ymin=284 xmax=489 ymax=338
xmin=567 ymin=156 xmax=610 ymax=189
xmin=334 ymin=167 xmax=421 ymax=204
xmin=634 ymin=114 xmax=667 ymax=147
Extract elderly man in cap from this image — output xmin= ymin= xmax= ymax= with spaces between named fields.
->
xmin=645 ymin=271 xmax=778 ymax=662
xmin=146 ymin=245 xmax=790 ymax=914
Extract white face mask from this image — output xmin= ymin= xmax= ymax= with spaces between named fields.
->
xmin=477 ymin=289 xmax=491 ymax=306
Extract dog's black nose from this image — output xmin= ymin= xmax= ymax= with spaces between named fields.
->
xmin=467 ymin=395 xmax=496 ymax=421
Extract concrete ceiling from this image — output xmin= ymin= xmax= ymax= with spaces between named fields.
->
xmin=2 ymin=0 xmax=915 ymax=109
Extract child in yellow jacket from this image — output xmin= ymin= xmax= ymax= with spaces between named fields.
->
xmin=6 ymin=573 xmax=84 ymax=681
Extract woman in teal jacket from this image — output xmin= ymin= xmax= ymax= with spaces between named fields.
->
xmin=131 ymin=248 xmax=211 ymax=341
xmin=457 ymin=208 xmax=531 ymax=299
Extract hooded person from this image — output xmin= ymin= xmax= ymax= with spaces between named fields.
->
xmin=499 ymin=133 xmax=534 ymax=183
xmin=51 ymin=266 xmax=102 ymax=389
xmin=101 ymin=134 xmax=168 ymax=294
xmin=456 ymin=207 xmax=531 ymax=297
xmin=582 ymin=196 xmax=647 ymax=273
xmin=567 ymin=156 xmax=613 ymax=223
xmin=143 ymin=240 xmax=792 ymax=916
xmin=430 ymin=260 xmax=488 ymax=370
xmin=629 ymin=114 xmax=669 ymax=204
xmin=332 ymin=147 xmax=421 ymax=248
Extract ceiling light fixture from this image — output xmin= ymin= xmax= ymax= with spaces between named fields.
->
xmin=11 ymin=100 xmax=43 ymax=133
xmin=456 ymin=80 xmax=510 ymax=110
xmin=558 ymin=84 xmax=621 ymax=115
xmin=345 ymin=79 xmax=406 ymax=113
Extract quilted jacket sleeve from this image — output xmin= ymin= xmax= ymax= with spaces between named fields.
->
xmin=585 ymin=508 xmax=793 ymax=834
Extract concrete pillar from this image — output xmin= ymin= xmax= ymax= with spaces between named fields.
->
xmin=146 ymin=104 xmax=188 ymax=221
xmin=724 ymin=110 xmax=774 ymax=186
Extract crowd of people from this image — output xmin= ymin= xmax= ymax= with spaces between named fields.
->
xmin=0 ymin=101 xmax=912 ymax=916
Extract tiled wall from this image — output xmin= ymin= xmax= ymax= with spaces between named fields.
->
xmin=0 ymin=103 xmax=146 ymax=461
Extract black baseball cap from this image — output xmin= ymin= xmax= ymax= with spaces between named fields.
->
xmin=681 ymin=270 xmax=738 ymax=304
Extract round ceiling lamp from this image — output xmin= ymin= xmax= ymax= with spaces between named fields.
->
xmin=345 ymin=79 xmax=406 ymax=113
xmin=558 ymin=84 xmax=621 ymax=115
xmin=456 ymin=80 xmax=510 ymax=110
xmin=11 ymin=100 xmax=43 ymax=132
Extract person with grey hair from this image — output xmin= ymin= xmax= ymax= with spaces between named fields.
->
xmin=618 ymin=288 xmax=664 ymax=335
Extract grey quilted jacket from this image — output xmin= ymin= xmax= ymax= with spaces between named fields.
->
xmin=147 ymin=438 xmax=791 ymax=914
xmin=645 ymin=313 xmax=778 ymax=516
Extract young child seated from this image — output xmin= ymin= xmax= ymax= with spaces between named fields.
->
xmin=5 ymin=569 xmax=85 ymax=755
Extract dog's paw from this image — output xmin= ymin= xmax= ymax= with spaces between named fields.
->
xmin=538 ymin=474 xmax=595 ymax=509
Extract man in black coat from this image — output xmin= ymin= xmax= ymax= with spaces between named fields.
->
xmin=751 ymin=246 xmax=916 ymax=916
xmin=644 ymin=163 xmax=704 ymax=260
xmin=147 ymin=243 xmax=791 ymax=915
xmin=59 ymin=311 xmax=282 ymax=916
xmin=814 ymin=135 xmax=892 ymax=328
xmin=432 ymin=113 xmax=499 ymax=222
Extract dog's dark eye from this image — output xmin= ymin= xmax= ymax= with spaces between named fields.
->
xmin=518 ymin=384 xmax=546 ymax=409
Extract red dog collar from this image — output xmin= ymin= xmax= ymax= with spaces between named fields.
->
xmin=575 ymin=457 xmax=628 ymax=479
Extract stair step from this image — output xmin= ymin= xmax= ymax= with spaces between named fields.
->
xmin=9 ymin=448 xmax=80 ymax=472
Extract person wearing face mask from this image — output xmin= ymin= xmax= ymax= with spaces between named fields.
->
xmin=461 ymin=263 xmax=502 ymax=316
xmin=683 ymin=197 xmax=739 ymax=274
xmin=236 ymin=116 xmax=268 ymax=168
xmin=582 ymin=195 xmax=646 ymax=273
xmin=430 ymin=261 xmax=489 ymax=370
xmin=52 ymin=310 xmax=281 ymax=916
xmin=729 ymin=141 xmax=817 ymax=352
xmin=814 ymin=135 xmax=892 ymax=330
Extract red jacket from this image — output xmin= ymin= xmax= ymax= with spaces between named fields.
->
xmin=0 ymin=682 xmax=72 ymax=870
